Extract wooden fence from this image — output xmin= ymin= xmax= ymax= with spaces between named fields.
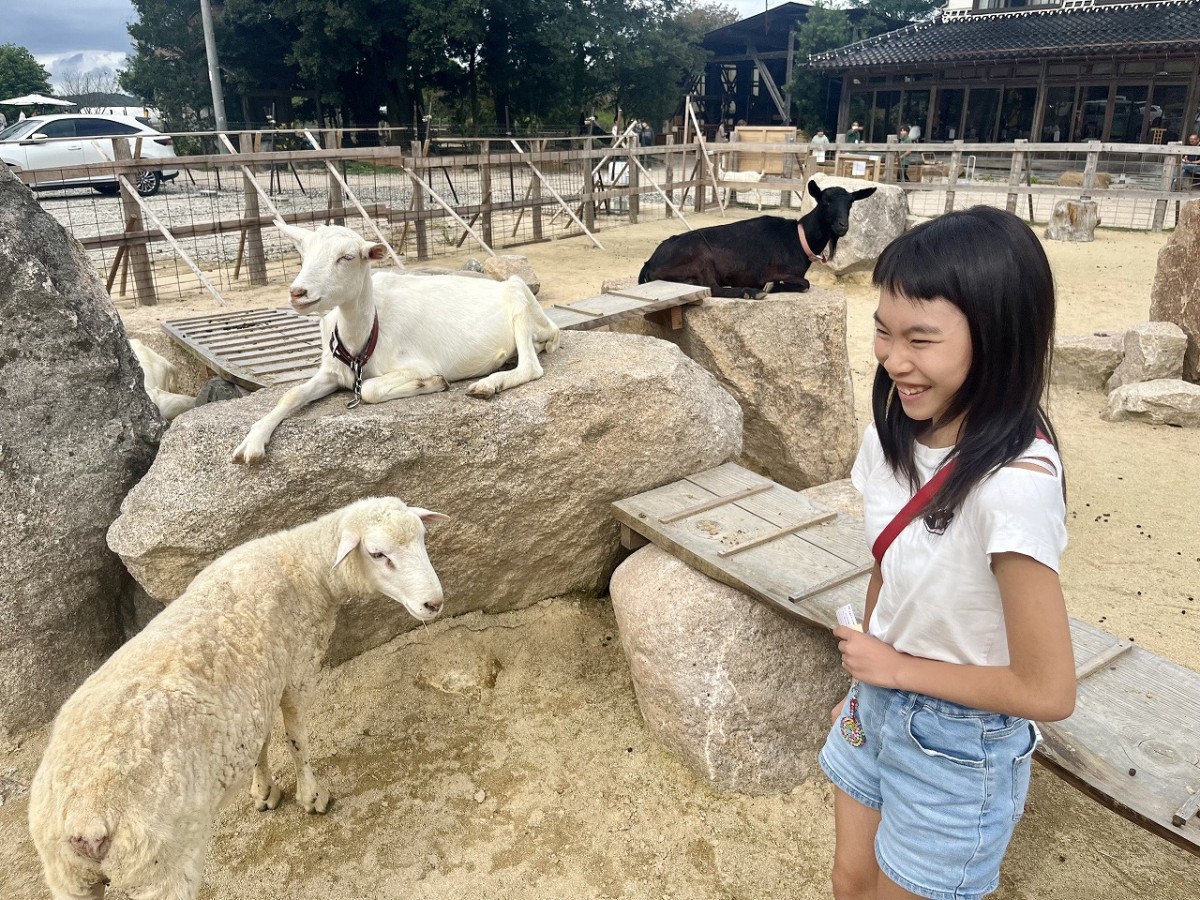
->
xmin=19 ymin=128 xmax=1200 ymax=306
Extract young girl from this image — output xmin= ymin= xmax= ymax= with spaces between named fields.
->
xmin=820 ymin=206 xmax=1077 ymax=900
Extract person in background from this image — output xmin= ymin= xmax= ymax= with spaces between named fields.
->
xmin=811 ymin=126 xmax=831 ymax=162
xmin=1179 ymin=133 xmax=1200 ymax=189
xmin=848 ymin=121 xmax=864 ymax=143
xmin=898 ymin=125 xmax=914 ymax=181
xmin=821 ymin=206 xmax=1074 ymax=900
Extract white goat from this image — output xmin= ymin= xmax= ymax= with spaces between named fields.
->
xmin=716 ymin=165 xmax=766 ymax=211
xmin=28 ymin=497 xmax=446 ymax=900
xmin=129 ymin=338 xmax=196 ymax=421
xmin=233 ymin=219 xmax=561 ymax=464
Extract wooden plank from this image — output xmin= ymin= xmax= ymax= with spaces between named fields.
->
xmin=659 ymin=483 xmax=773 ymax=523
xmin=717 ymin=510 xmax=837 ymax=558
xmin=612 ymin=462 xmax=1200 ymax=859
xmin=609 ymin=282 xmax=710 ymax=304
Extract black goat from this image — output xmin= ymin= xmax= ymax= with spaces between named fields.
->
xmin=639 ymin=181 xmax=877 ymax=298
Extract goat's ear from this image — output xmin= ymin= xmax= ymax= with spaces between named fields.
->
xmin=365 ymin=243 xmax=388 ymax=261
xmin=409 ymin=507 xmax=450 ymax=525
xmin=333 ymin=530 xmax=361 ymax=568
xmin=851 ymin=187 xmax=878 ymax=202
xmin=807 ymin=179 xmax=823 ymax=202
xmin=275 ymin=218 xmax=311 ymax=250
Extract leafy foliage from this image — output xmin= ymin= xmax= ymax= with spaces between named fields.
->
xmin=0 ymin=44 xmax=53 ymax=104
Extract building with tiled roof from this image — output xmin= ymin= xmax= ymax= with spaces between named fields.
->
xmin=810 ymin=0 xmax=1200 ymax=145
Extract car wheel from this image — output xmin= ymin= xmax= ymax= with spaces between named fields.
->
xmin=93 ymin=183 xmax=120 ymax=196
xmin=134 ymin=170 xmax=161 ymax=197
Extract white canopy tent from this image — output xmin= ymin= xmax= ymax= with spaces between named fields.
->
xmin=0 ymin=93 xmax=76 ymax=107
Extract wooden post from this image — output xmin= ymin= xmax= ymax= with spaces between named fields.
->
xmin=532 ymin=139 xmax=544 ymax=241
xmin=1152 ymin=147 xmax=1175 ymax=232
xmin=1006 ymin=139 xmax=1028 ymax=215
xmin=112 ymin=138 xmax=156 ymax=305
xmin=237 ymin=133 xmax=268 ymax=285
xmin=693 ymin=145 xmax=705 ymax=213
xmin=326 ymin=129 xmax=345 ymax=226
xmin=582 ymin=133 xmax=596 ymax=231
xmin=1081 ymin=140 xmax=1100 ymax=200
xmin=480 ymin=142 xmax=494 ymax=249
xmin=665 ymin=135 xmax=675 ymax=219
xmin=410 ymin=142 xmax=429 ymax=260
xmin=628 ymin=143 xmax=640 ymax=224
xmin=781 ymin=140 xmax=795 ymax=209
xmin=944 ymin=140 xmax=964 ymax=215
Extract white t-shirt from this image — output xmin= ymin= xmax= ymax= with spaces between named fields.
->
xmin=851 ymin=424 xmax=1067 ymax=667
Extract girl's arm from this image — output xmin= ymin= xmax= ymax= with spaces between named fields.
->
xmin=833 ymin=553 xmax=1076 ymax=722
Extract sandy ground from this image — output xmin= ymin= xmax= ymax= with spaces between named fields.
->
xmin=2 ymin=209 xmax=1198 ymax=898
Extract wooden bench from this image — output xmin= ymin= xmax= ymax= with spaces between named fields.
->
xmin=613 ymin=462 xmax=1200 ymax=859
xmin=162 ymin=280 xmax=710 ymax=390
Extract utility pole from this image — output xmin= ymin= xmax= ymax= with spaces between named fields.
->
xmin=199 ymin=0 xmax=229 ymax=135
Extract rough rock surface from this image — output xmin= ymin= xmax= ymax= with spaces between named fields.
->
xmin=608 ymin=479 xmax=861 ymax=793
xmin=614 ymin=292 xmax=857 ymax=489
xmin=1053 ymin=332 xmax=1125 ymax=390
xmin=0 ymin=166 xmax=161 ymax=736
xmin=1045 ymin=199 xmax=1101 ymax=242
xmin=108 ymin=331 xmax=742 ymax=664
xmin=1101 ymin=379 xmax=1200 ymax=427
xmin=803 ymin=175 xmax=907 ymax=275
xmin=482 ymin=255 xmax=541 ymax=294
xmin=1149 ymin=199 xmax=1200 ymax=382
xmin=1105 ymin=321 xmax=1187 ymax=391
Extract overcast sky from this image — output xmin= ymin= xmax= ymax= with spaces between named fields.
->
xmin=13 ymin=0 xmax=791 ymax=89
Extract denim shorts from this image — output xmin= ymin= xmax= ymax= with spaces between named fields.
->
xmin=819 ymin=682 xmax=1039 ymax=900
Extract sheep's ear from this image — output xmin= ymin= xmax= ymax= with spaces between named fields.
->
xmin=275 ymin=218 xmax=311 ymax=249
xmin=807 ymin=179 xmax=823 ymax=201
xmin=333 ymin=530 xmax=361 ymax=568
xmin=365 ymin=243 xmax=388 ymax=261
xmin=851 ymin=187 xmax=877 ymax=202
xmin=409 ymin=507 xmax=450 ymax=525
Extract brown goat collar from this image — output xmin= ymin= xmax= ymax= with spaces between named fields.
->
xmin=797 ymin=223 xmax=828 ymax=263
xmin=329 ymin=311 xmax=380 ymax=409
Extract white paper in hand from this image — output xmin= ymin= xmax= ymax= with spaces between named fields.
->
xmin=836 ymin=604 xmax=862 ymax=631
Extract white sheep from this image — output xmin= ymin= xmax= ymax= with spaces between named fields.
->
xmin=233 ymin=219 xmax=561 ymax=464
xmin=129 ymin=338 xmax=197 ymax=421
xmin=28 ymin=497 xmax=447 ymax=900
xmin=716 ymin=165 xmax=766 ymax=211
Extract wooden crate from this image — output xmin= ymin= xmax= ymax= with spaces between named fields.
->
xmin=731 ymin=126 xmax=797 ymax=175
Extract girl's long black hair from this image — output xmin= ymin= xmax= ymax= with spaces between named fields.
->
xmin=871 ymin=206 xmax=1060 ymax=522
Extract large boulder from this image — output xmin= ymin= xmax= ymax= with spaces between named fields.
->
xmin=1105 ymin=321 xmax=1187 ymax=391
xmin=614 ymin=292 xmax=857 ymax=490
xmin=609 ymin=479 xmax=861 ymax=794
xmin=804 ymin=174 xmax=908 ymax=275
xmin=1101 ymin=379 xmax=1200 ymax=427
xmin=1053 ymin=332 xmax=1124 ymax=391
xmin=1150 ymin=199 xmax=1200 ymax=382
xmin=108 ymin=331 xmax=742 ymax=664
xmin=0 ymin=166 xmax=161 ymax=737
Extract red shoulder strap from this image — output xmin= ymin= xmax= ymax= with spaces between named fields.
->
xmin=871 ymin=461 xmax=955 ymax=565
xmin=870 ymin=428 xmax=1049 ymax=566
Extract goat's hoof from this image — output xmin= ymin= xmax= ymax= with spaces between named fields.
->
xmin=232 ymin=438 xmax=266 ymax=465
xmin=466 ymin=382 xmax=498 ymax=399
xmin=254 ymin=784 xmax=282 ymax=812
xmin=303 ymin=789 xmax=332 ymax=815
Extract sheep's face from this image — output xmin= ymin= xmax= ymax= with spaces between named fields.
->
xmin=276 ymin=221 xmax=387 ymax=316
xmin=334 ymin=504 xmax=447 ymax=622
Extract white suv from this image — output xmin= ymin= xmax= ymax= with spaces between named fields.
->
xmin=0 ymin=114 xmax=179 ymax=197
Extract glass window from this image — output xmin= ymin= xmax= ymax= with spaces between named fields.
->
xmin=38 ymin=119 xmax=77 ymax=138
xmin=1000 ymin=88 xmax=1037 ymax=140
xmin=963 ymin=87 xmax=1000 ymax=141
xmin=1074 ymin=85 xmax=1108 ymax=141
xmin=1152 ymin=84 xmax=1190 ymax=144
xmin=934 ymin=89 xmax=964 ymax=141
xmin=1043 ymin=86 xmax=1075 ymax=141
xmin=848 ymin=92 xmax=870 ymax=135
xmin=74 ymin=118 xmax=140 ymax=138
xmin=869 ymin=90 xmax=901 ymax=142
xmin=901 ymin=90 xmax=930 ymax=140
xmin=1109 ymin=85 xmax=1150 ymax=143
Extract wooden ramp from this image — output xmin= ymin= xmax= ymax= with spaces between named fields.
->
xmin=162 ymin=281 xmax=709 ymax=390
xmin=612 ymin=462 xmax=1200 ymax=858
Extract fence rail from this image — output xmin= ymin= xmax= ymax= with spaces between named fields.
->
xmin=18 ymin=129 xmax=1199 ymax=306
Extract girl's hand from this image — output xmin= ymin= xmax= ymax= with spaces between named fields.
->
xmin=833 ymin=625 xmax=907 ymax=689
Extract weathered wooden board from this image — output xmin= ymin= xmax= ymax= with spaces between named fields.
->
xmin=612 ymin=462 xmax=1200 ymax=857
xmin=162 ymin=307 xmax=323 ymax=390
xmin=164 ymin=281 xmax=710 ymax=388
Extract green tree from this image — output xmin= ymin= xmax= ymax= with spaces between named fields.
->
xmin=788 ymin=4 xmax=853 ymax=133
xmin=121 ymin=0 xmax=217 ymax=130
xmin=0 ymin=44 xmax=53 ymax=105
